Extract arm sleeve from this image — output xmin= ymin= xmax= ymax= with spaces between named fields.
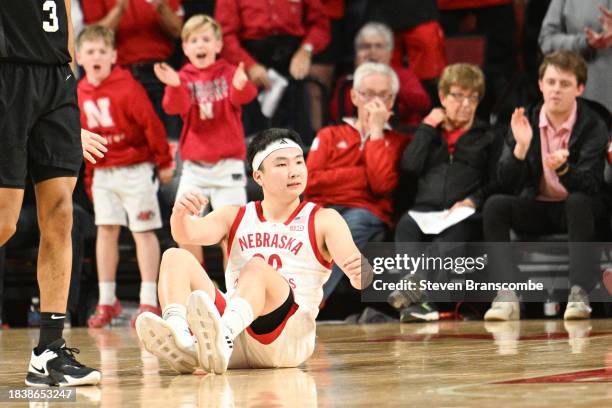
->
xmin=80 ymin=0 xmax=108 ymax=23
xmin=363 ymin=137 xmax=402 ymax=196
xmin=305 ymin=129 xmax=368 ymax=195
xmin=228 ymin=67 xmax=258 ymax=107
xmin=538 ymin=0 xmax=592 ymax=57
xmin=215 ymin=0 xmax=258 ymax=68
xmin=301 ymin=0 xmax=331 ymax=53
xmin=130 ymin=83 xmax=173 ymax=169
xmin=497 ymin=128 xmax=530 ymax=194
xmin=162 ymin=72 xmax=193 ymax=115
xmin=400 ymin=124 xmax=438 ymax=175
xmin=558 ymin=121 xmax=608 ymax=194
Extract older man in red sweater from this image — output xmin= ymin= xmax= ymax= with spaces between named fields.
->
xmin=305 ymin=62 xmax=410 ymax=299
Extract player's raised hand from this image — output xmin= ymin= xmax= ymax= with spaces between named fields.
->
xmin=81 ymin=129 xmax=108 ymax=164
xmin=343 ymin=252 xmax=373 ymax=290
xmin=173 ymin=191 xmax=209 ymax=217
xmin=154 ymin=62 xmax=181 ymax=87
xmin=232 ymin=62 xmax=248 ymax=90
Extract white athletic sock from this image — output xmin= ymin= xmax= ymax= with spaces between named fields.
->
xmin=221 ymin=296 xmax=254 ymax=340
xmin=98 ymin=282 xmax=117 ymax=306
xmin=163 ymin=304 xmax=192 ymax=348
xmin=163 ymin=303 xmax=187 ymax=322
xmin=139 ymin=282 xmax=158 ymax=307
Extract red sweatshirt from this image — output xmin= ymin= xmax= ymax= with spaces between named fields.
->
xmin=162 ymin=59 xmax=257 ymax=163
xmin=77 ymin=67 xmax=173 ymax=170
xmin=330 ymin=67 xmax=431 ymax=127
xmin=304 ymin=122 xmax=410 ymax=225
xmin=215 ymin=0 xmax=330 ymax=69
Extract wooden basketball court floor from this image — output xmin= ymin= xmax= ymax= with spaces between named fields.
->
xmin=1 ymin=319 xmax=612 ymax=407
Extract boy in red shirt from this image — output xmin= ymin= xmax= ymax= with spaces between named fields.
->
xmin=154 ymin=15 xmax=257 ymax=265
xmin=76 ymin=26 xmax=174 ymax=328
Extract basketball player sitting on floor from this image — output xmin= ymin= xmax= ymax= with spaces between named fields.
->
xmin=135 ymin=128 xmax=372 ymax=374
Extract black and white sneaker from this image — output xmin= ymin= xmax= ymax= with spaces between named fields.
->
xmin=25 ymin=339 xmax=101 ymax=387
xmin=400 ymin=302 xmax=439 ymax=323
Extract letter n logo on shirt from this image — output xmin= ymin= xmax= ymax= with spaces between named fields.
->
xmin=83 ymin=98 xmax=115 ymax=128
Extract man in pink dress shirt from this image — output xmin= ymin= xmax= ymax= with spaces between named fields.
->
xmin=482 ymin=50 xmax=610 ymax=321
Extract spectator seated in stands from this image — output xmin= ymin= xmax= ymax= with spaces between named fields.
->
xmin=391 ymin=63 xmax=502 ymax=323
xmin=304 ymin=62 xmax=410 ymax=301
xmin=330 ymin=22 xmax=431 ymax=130
xmin=483 ymin=50 xmax=610 ymax=322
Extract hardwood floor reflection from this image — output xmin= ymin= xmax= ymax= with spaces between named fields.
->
xmin=1 ymin=319 xmax=611 ymax=407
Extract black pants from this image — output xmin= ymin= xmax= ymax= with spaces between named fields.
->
xmin=483 ymin=193 xmax=608 ymax=291
xmin=395 ymin=211 xmax=482 ymax=280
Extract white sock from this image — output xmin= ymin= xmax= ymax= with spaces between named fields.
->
xmin=221 ymin=296 xmax=254 ymax=340
xmin=163 ymin=303 xmax=187 ymax=322
xmin=98 ymin=282 xmax=117 ymax=305
xmin=140 ymin=282 xmax=158 ymax=306
xmin=163 ymin=304 xmax=192 ymax=347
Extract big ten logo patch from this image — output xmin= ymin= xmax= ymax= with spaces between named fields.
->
xmin=289 ymin=215 xmax=305 ymax=232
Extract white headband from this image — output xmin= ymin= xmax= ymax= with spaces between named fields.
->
xmin=252 ymin=138 xmax=303 ymax=171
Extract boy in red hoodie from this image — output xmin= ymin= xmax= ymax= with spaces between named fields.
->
xmin=76 ymin=26 xmax=174 ymax=328
xmin=154 ymin=15 xmax=257 ymax=266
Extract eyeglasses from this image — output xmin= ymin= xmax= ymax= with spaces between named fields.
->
xmin=357 ymin=90 xmax=394 ymax=102
xmin=356 ymin=42 xmax=388 ymax=51
xmin=447 ymin=92 xmax=480 ymax=104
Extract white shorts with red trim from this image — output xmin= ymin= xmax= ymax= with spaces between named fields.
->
xmin=213 ymin=289 xmax=316 ymax=369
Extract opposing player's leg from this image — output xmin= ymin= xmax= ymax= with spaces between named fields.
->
xmin=25 ymin=65 xmax=99 ymax=387
xmin=187 ymin=256 xmax=290 ymax=374
xmin=26 ymin=176 xmax=101 ymax=387
xmin=136 ymin=247 xmax=216 ymax=373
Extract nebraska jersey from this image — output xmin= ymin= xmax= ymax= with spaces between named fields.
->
xmin=0 ymin=0 xmax=71 ymax=64
xmin=226 ymin=201 xmax=332 ymax=316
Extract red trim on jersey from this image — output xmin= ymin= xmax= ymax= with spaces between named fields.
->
xmin=254 ymin=200 xmax=308 ymax=225
xmin=255 ymin=201 xmax=266 ymax=222
xmin=214 ymin=289 xmax=227 ymax=315
xmin=284 ymin=201 xmax=308 ymax=225
xmin=227 ymin=205 xmax=246 ymax=259
xmin=246 ymin=302 xmax=299 ymax=345
xmin=308 ymin=205 xmax=334 ymax=269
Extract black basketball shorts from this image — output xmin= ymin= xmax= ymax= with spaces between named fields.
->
xmin=0 ymin=62 xmax=82 ymax=188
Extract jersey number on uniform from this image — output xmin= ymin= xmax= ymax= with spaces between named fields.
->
xmin=42 ymin=1 xmax=59 ymax=33
xmin=253 ymin=253 xmax=283 ymax=271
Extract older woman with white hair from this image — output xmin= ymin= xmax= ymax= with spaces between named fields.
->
xmin=305 ymin=62 xmax=411 ymax=300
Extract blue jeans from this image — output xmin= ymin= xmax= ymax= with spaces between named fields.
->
xmin=322 ymin=206 xmax=386 ymax=300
